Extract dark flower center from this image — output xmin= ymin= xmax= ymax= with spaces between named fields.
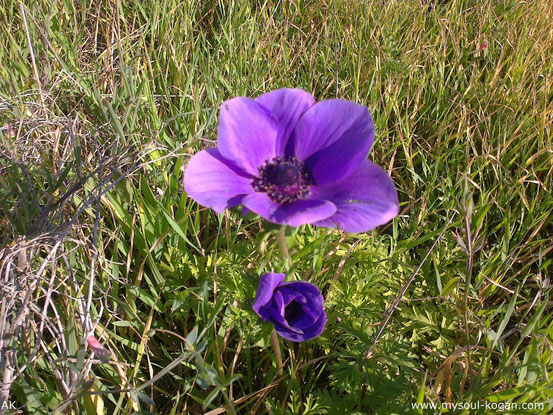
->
xmin=252 ymin=156 xmax=315 ymax=204
xmin=270 ymin=163 xmax=301 ymax=186
xmin=284 ymin=300 xmax=303 ymax=325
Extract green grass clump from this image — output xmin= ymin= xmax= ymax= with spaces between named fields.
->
xmin=0 ymin=0 xmax=552 ymax=413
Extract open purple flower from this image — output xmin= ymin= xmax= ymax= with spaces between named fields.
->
xmin=253 ymin=272 xmax=326 ymax=342
xmin=184 ymin=88 xmax=399 ymax=232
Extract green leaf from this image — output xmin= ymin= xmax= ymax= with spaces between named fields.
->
xmin=415 ymin=371 xmax=427 ymax=414
xmin=492 ymin=287 xmax=518 ymax=350
xmin=441 ymin=277 xmax=459 ymax=297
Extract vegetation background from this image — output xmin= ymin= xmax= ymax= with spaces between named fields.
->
xmin=1 ymin=0 xmax=552 ymax=413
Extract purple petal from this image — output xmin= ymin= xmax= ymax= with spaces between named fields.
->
xmin=242 ymin=193 xmax=336 ymax=227
xmin=271 ymin=312 xmax=305 ymax=335
xmin=296 ymin=310 xmax=327 ymax=341
xmin=255 ymin=88 xmax=315 ymax=155
xmin=184 ymin=149 xmax=254 ymax=214
xmin=281 ymin=282 xmax=323 ymax=309
xmin=282 ymin=280 xmax=322 ymax=294
xmin=252 ymin=272 xmax=285 ymax=322
xmin=281 ymin=282 xmax=324 ymax=329
xmin=273 ymin=287 xmax=309 ymax=326
xmin=217 ymin=97 xmax=279 ymax=175
xmin=312 ymin=160 xmax=399 ymax=232
xmin=275 ymin=310 xmax=327 ymax=342
xmin=275 ymin=286 xmax=304 ymax=307
xmin=290 ymin=99 xmax=374 ymax=184
xmin=273 ymin=290 xmax=286 ymax=316
xmin=269 ymin=291 xmax=304 ymax=334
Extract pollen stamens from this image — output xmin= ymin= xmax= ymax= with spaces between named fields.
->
xmin=252 ymin=156 xmax=315 ymax=204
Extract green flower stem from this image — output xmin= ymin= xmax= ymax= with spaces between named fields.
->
xmin=269 ymin=225 xmax=291 ymax=377
xmin=270 ymin=329 xmax=284 ymax=377
xmin=276 ymin=226 xmax=291 ymax=270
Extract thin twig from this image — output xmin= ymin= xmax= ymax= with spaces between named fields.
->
xmin=19 ymin=3 xmax=46 ymax=112
xmin=461 ymin=204 xmax=474 ymax=391
xmin=84 ymin=133 xmax=104 ymax=338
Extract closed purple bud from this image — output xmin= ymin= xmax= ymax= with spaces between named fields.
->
xmin=252 ymin=272 xmax=327 ymax=342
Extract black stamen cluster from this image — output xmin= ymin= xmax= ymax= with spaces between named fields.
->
xmin=252 ymin=156 xmax=315 ymax=204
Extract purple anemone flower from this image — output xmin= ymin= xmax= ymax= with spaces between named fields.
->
xmin=184 ymin=88 xmax=399 ymax=232
xmin=253 ymin=272 xmax=326 ymax=342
